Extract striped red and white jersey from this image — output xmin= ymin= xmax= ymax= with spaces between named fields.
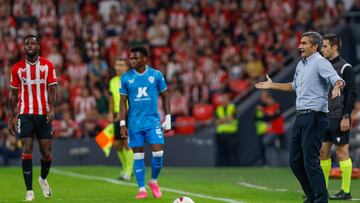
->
xmin=10 ymin=57 xmax=58 ymax=115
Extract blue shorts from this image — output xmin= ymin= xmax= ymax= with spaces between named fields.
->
xmin=128 ymin=125 xmax=164 ymax=147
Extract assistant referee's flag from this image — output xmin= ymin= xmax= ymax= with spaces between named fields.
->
xmin=95 ymin=124 xmax=114 ymax=157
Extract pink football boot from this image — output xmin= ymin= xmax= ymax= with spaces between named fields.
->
xmin=148 ymin=182 xmax=162 ymax=198
xmin=135 ymin=191 xmax=148 ymax=199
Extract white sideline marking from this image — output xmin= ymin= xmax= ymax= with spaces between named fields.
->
xmin=237 ymin=181 xmax=289 ymax=192
xmin=237 ymin=181 xmax=360 ymax=201
xmin=52 ymin=169 xmax=244 ymax=203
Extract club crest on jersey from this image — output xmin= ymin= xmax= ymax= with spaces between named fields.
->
xmin=21 ymin=78 xmax=28 ymax=84
xmin=148 ymin=76 xmax=154 ymax=83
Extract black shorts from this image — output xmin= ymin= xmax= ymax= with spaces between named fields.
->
xmin=324 ymin=118 xmax=349 ymax=145
xmin=18 ymin=114 xmax=53 ymax=139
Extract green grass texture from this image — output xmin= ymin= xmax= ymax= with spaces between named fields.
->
xmin=0 ymin=166 xmax=358 ymax=203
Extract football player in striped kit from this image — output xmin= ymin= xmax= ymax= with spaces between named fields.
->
xmin=8 ymin=35 xmax=58 ymax=201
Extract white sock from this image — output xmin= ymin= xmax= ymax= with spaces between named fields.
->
xmin=139 ymin=187 xmax=146 ymax=192
xmin=149 ymin=178 xmax=157 ymax=184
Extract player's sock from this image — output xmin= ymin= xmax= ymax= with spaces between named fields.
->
xmin=151 ymin=150 xmax=163 ymax=182
xmin=117 ymin=149 xmax=126 ymax=175
xmin=124 ymin=149 xmax=134 ymax=177
xmin=134 ymin=153 xmax=145 ymax=188
xmin=320 ymin=158 xmax=331 ymax=188
xmin=339 ymin=159 xmax=352 ymax=193
xmin=22 ymin=154 xmax=33 ymax=191
xmin=41 ymin=154 xmax=52 ymax=180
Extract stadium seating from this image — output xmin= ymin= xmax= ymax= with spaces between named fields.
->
xmin=175 ymin=116 xmax=196 ymax=135
xmin=0 ymin=0 xmax=353 ymax=138
xmin=192 ymin=103 xmax=214 ymax=124
xmin=211 ymin=93 xmax=225 ymax=107
xmin=229 ymin=79 xmax=250 ymax=93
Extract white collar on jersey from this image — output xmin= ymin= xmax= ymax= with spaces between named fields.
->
xmin=133 ymin=65 xmax=148 ymax=76
xmin=25 ymin=57 xmax=40 ymax=65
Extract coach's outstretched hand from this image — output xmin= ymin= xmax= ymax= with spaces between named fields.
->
xmin=331 ymin=80 xmax=344 ymax=99
xmin=255 ymin=75 xmax=273 ymax=89
xmin=120 ymin=126 xmax=128 ymax=139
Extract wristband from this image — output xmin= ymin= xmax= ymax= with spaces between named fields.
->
xmin=120 ymin=120 xmax=126 ymax=127
xmin=165 ymin=114 xmax=171 ymax=121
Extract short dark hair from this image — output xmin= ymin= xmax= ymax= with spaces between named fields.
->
xmin=130 ymin=46 xmax=148 ymax=57
xmin=24 ymin=35 xmax=39 ymax=43
xmin=302 ymin=31 xmax=323 ymax=52
xmin=323 ymin=34 xmax=341 ymax=51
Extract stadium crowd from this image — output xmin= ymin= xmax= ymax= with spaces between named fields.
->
xmin=0 ymin=0 xmax=355 ymax=138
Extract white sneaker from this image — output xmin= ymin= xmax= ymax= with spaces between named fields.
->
xmin=24 ymin=190 xmax=34 ymax=201
xmin=38 ymin=177 xmax=52 ymax=198
xmin=121 ymin=174 xmax=131 ymax=181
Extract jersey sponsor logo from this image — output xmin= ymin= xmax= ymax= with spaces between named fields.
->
xmin=136 ymin=87 xmax=148 ymax=98
xmin=128 ymin=79 xmax=134 ymax=84
xmin=135 ymin=87 xmax=151 ymax=101
xmin=20 ymin=67 xmax=26 ymax=72
xmin=21 ymin=78 xmax=46 ymax=84
xmin=148 ymin=76 xmax=154 ymax=83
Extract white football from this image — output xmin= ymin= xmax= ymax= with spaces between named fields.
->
xmin=173 ymin=197 xmax=195 ymax=203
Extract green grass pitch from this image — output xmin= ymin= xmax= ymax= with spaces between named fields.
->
xmin=0 ymin=166 xmax=359 ymax=203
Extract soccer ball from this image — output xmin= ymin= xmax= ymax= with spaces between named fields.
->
xmin=173 ymin=196 xmax=195 ymax=203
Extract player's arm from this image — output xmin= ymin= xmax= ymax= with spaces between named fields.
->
xmin=255 ymin=75 xmax=293 ymax=91
xmin=7 ymin=88 xmax=19 ymax=136
xmin=158 ymin=70 xmax=171 ymax=130
xmin=46 ymin=62 xmax=58 ymax=123
xmin=47 ymin=84 xmax=58 ymax=123
xmin=119 ymin=94 xmax=128 ymax=138
xmin=161 ymin=90 xmax=171 ymax=131
xmin=8 ymin=64 xmax=20 ymax=136
xmin=161 ymin=89 xmax=170 ymax=116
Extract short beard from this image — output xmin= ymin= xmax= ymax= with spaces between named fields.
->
xmin=25 ymin=51 xmax=38 ymax=59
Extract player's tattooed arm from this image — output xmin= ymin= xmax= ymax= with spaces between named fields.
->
xmin=47 ymin=84 xmax=58 ymax=123
xmin=7 ymin=88 xmax=19 ymax=136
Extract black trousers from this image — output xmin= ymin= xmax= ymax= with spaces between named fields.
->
xmin=289 ymin=111 xmax=328 ymax=203
xmin=216 ymin=133 xmax=239 ymax=166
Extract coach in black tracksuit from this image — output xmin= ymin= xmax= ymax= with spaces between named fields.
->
xmin=320 ymin=34 xmax=357 ymax=200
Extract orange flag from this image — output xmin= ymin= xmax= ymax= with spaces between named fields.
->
xmin=95 ymin=124 xmax=114 ymax=157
